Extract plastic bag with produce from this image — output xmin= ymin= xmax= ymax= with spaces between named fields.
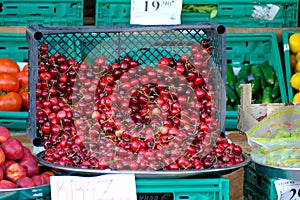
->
xmin=246 ymin=105 xmax=300 ymax=168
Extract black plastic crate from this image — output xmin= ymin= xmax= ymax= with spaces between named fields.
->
xmin=26 ymin=23 xmax=226 ymax=153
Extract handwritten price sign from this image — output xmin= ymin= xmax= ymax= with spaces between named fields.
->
xmin=50 ymin=174 xmax=137 ymax=200
xmin=275 ymin=179 xmax=300 ymax=200
xmin=130 ymin=0 xmax=182 ymax=25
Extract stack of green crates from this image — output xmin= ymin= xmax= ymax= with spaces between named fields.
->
xmin=0 ymin=0 xmax=84 ymax=26
xmin=95 ymin=0 xmax=299 ymax=27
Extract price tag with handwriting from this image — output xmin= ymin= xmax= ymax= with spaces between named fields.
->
xmin=130 ymin=0 xmax=182 ymax=25
xmin=275 ymin=179 xmax=300 ymax=200
xmin=50 ymin=174 xmax=137 ymax=200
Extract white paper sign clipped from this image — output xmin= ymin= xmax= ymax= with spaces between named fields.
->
xmin=130 ymin=0 xmax=182 ymax=25
xmin=274 ymin=179 xmax=300 ymax=200
xmin=50 ymin=174 xmax=137 ymax=200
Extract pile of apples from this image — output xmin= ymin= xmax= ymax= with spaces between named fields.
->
xmin=0 ymin=126 xmax=54 ymax=189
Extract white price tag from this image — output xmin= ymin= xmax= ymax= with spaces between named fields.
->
xmin=275 ymin=179 xmax=300 ymax=200
xmin=130 ymin=0 xmax=182 ymax=25
xmin=50 ymin=174 xmax=137 ymax=200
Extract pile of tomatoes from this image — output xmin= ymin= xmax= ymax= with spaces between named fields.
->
xmin=0 ymin=58 xmax=28 ymax=112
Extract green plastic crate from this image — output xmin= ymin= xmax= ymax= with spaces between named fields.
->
xmin=0 ymin=178 xmax=227 ymax=200
xmin=282 ymin=30 xmax=299 ymax=102
xmin=0 ymin=33 xmax=28 ymax=132
xmin=225 ymin=32 xmax=288 ymax=130
xmin=0 ymin=33 xmax=28 ymax=62
xmin=95 ymin=0 xmax=298 ymax=27
xmin=225 ymin=111 xmax=238 ymax=130
xmin=136 ymin=177 xmax=230 ymax=200
xmin=0 ymin=184 xmax=50 ymax=200
xmin=244 ymin=164 xmax=278 ymax=200
xmin=0 ymin=111 xmax=28 ymax=132
xmin=0 ymin=0 xmax=83 ymax=26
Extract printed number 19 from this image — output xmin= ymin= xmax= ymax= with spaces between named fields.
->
xmin=145 ymin=1 xmax=160 ymax=11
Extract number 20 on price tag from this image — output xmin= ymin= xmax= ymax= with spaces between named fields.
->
xmin=130 ymin=0 xmax=183 ymax=25
xmin=275 ymin=179 xmax=300 ymax=200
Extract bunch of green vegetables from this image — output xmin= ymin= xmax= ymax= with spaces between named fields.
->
xmin=226 ymin=62 xmax=282 ymax=111
xmin=182 ymin=4 xmax=218 ymax=18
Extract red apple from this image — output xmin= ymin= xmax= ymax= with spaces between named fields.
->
xmin=4 ymin=160 xmax=15 ymax=169
xmin=40 ymin=174 xmax=51 ymax=184
xmin=0 ymin=146 xmax=5 ymax=165
xmin=31 ymin=175 xmax=47 ymax=186
xmin=0 ymin=166 xmax=3 ymax=181
xmin=0 ymin=126 xmax=10 ymax=144
xmin=1 ymin=138 xmax=24 ymax=160
xmin=5 ymin=162 xmax=26 ymax=182
xmin=0 ymin=180 xmax=17 ymax=189
xmin=16 ymin=176 xmax=35 ymax=188
xmin=21 ymin=146 xmax=34 ymax=160
xmin=41 ymin=175 xmax=50 ymax=184
xmin=0 ymin=163 xmax=4 ymax=171
xmin=19 ymin=156 xmax=40 ymax=177
xmin=20 ymin=152 xmax=37 ymax=164
xmin=40 ymin=171 xmax=55 ymax=184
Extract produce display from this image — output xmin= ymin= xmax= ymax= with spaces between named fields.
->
xmin=226 ymin=62 xmax=282 ymax=111
xmin=0 ymin=58 xmax=28 ymax=112
xmin=0 ymin=126 xmax=54 ymax=189
xmin=0 ymin=7 xmax=299 ymax=199
xmin=288 ymin=32 xmax=300 ymax=102
xmin=35 ymin=39 xmax=245 ymax=171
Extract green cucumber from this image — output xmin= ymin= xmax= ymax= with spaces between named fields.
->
xmin=259 ymin=73 xmax=267 ymax=89
xmin=250 ymin=65 xmax=262 ymax=79
xmin=226 ymin=64 xmax=237 ymax=89
xmin=261 ymin=86 xmax=273 ymax=103
xmin=226 ymin=104 xmax=233 ymax=111
xmin=237 ymin=65 xmax=251 ymax=84
xmin=260 ymin=62 xmax=275 ymax=86
xmin=271 ymin=79 xmax=280 ymax=99
xmin=251 ymin=78 xmax=260 ymax=94
xmin=226 ymin=85 xmax=238 ymax=104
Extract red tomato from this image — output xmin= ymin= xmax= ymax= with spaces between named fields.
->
xmin=19 ymin=87 xmax=29 ymax=111
xmin=0 ymin=73 xmax=19 ymax=92
xmin=0 ymin=58 xmax=20 ymax=74
xmin=0 ymin=92 xmax=22 ymax=111
xmin=16 ymin=71 xmax=28 ymax=88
